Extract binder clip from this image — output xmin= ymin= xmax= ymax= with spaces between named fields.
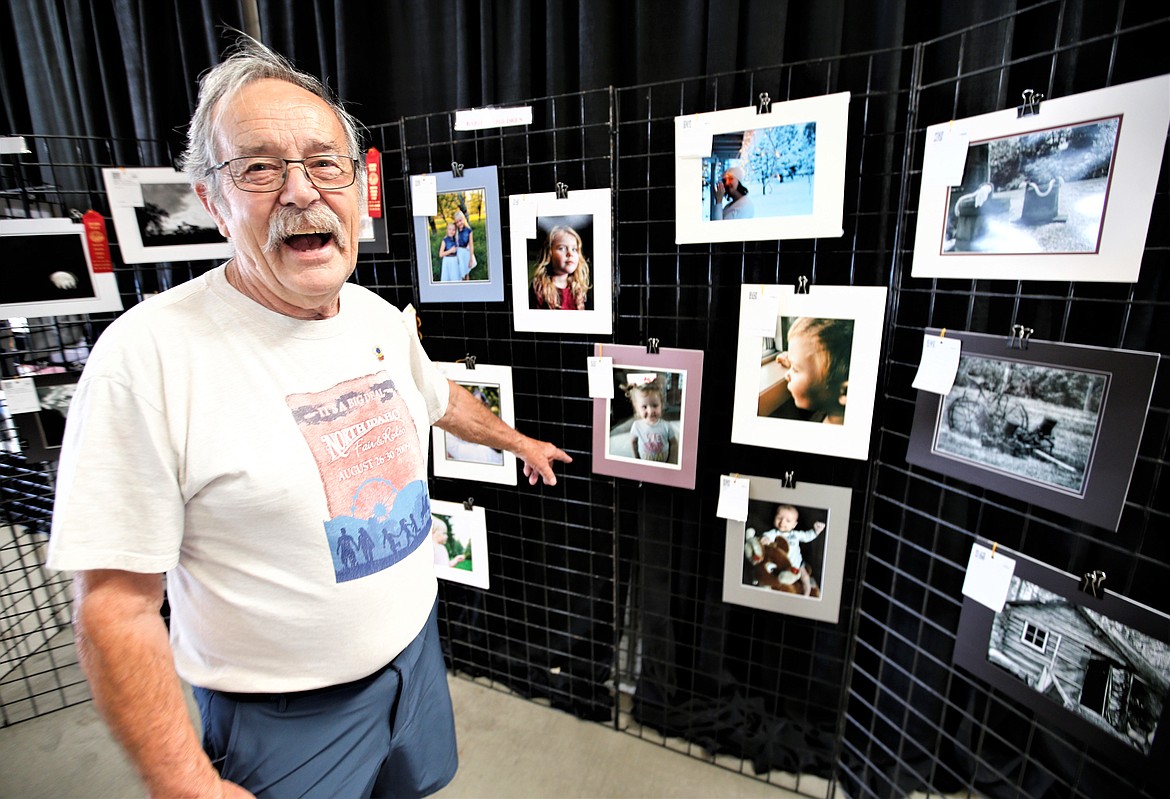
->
xmin=555 ymin=181 xmax=569 ymax=199
xmin=1079 ymin=570 xmax=1106 ymax=599
xmin=1009 ymin=324 xmax=1033 ymax=350
xmin=463 ymin=497 xmax=475 ymax=511
xmin=757 ymin=92 xmax=772 ymax=115
xmin=459 ymin=354 xmax=477 ymax=370
xmin=783 ymin=471 xmax=795 ymax=489
xmin=796 ymin=275 xmax=810 ymax=294
xmin=1017 ymin=89 xmax=1043 ymax=118
xmin=451 ymin=161 xmax=465 ymax=178
xmin=646 ymin=337 xmax=660 ymax=354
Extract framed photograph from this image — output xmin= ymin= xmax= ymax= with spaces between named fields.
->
xmin=102 ymin=168 xmax=231 ymax=264
xmin=673 ymin=91 xmax=850 ymax=244
xmin=912 ymin=74 xmax=1170 ymax=282
xmin=730 ymin=284 xmax=887 ymax=461
xmin=431 ymin=361 xmax=517 ymax=486
xmin=2 ymin=370 xmax=80 ymax=462
xmin=906 ymin=330 xmax=1158 ymax=532
xmin=722 ymin=476 xmax=852 ymax=623
xmin=413 ymin=166 xmax=504 ymax=302
xmin=509 ymin=188 xmax=613 ymax=335
xmin=955 ymin=540 xmax=1169 ymax=772
xmin=430 ymin=499 xmax=489 ymax=590
xmin=591 ymin=344 xmax=704 ymax=489
xmin=358 ymin=208 xmax=388 ymax=255
xmin=0 ymin=218 xmax=124 ymax=318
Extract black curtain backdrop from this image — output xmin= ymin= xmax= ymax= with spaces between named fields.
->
xmin=2 ymin=0 xmax=1033 ymax=159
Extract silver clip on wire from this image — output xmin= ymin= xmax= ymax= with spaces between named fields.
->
xmin=1079 ymin=570 xmax=1106 ymax=599
xmin=1017 ymin=89 xmax=1044 ymax=118
xmin=1009 ymin=324 xmax=1033 ymax=350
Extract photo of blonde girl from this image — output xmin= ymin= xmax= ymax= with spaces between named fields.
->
xmin=529 ymin=220 xmax=592 ymax=310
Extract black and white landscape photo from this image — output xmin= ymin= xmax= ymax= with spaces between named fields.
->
xmin=934 ymin=353 xmax=1105 ymax=495
xmin=133 ymin=183 xmax=224 ymax=248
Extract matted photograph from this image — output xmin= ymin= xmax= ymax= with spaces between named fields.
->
xmin=431 ymin=362 xmax=517 ymax=486
xmin=912 ymin=74 xmax=1170 ymax=282
xmin=674 ymin=91 xmax=850 ymax=244
xmin=102 ymin=168 xmax=231 ymax=264
xmin=0 ymin=218 xmax=124 ymax=318
xmin=906 ymin=330 xmax=1158 ymax=531
xmin=413 ymin=166 xmax=504 ymax=302
xmin=955 ymin=540 xmax=1170 ymax=772
xmin=358 ymin=208 xmax=388 ymax=255
xmin=722 ymin=475 xmax=852 ymax=623
xmin=509 ymin=188 xmax=612 ymax=334
xmin=430 ymin=499 xmax=490 ymax=590
xmin=730 ymin=284 xmax=887 ymax=461
xmin=591 ymin=344 xmax=704 ymax=489
xmin=4 ymin=370 xmax=80 ymax=463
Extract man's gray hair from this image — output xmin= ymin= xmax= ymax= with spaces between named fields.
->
xmin=180 ymin=35 xmax=364 ymax=201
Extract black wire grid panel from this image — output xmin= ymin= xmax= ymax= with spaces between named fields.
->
xmin=843 ymin=5 xmax=1170 ymax=799
xmin=1 ymin=2 xmax=1168 ymax=797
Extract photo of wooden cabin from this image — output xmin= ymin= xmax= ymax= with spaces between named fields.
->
xmin=986 ymin=577 xmax=1168 ymax=755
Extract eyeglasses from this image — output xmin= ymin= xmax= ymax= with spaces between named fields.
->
xmin=207 ymin=155 xmax=360 ymax=192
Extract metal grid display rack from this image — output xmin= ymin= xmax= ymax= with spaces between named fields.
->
xmin=841 ymin=4 xmax=1169 ymax=799
xmin=0 ymin=3 xmax=1167 ymax=797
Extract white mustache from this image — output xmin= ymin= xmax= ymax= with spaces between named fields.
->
xmin=263 ymin=204 xmax=348 ymax=253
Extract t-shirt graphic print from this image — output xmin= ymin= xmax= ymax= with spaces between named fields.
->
xmin=287 ymin=372 xmax=432 ymax=583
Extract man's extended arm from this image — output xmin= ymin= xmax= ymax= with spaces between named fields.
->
xmin=434 ymin=379 xmax=572 ymax=485
xmin=74 ymin=569 xmax=252 ymax=799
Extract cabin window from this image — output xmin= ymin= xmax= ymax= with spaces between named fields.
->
xmin=1020 ymin=622 xmax=1048 ymax=652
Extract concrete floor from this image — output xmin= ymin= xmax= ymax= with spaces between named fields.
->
xmin=0 ymin=674 xmax=816 ymax=798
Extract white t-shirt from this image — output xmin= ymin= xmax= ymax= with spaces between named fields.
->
xmin=49 ymin=266 xmax=450 ymax=693
xmin=631 ymin=419 xmax=675 ymax=463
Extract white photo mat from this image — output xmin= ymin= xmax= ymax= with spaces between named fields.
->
xmin=674 ymin=92 xmax=851 ymax=244
xmin=431 ymin=362 xmax=517 ymax=486
xmin=0 ymin=218 xmax=124 ymax=318
xmin=730 ymin=284 xmax=887 ymax=461
xmin=508 ymin=188 xmax=613 ymax=335
xmin=911 ymin=74 xmax=1170 ymax=283
xmin=722 ymin=475 xmax=852 ymax=623
xmin=430 ymin=499 xmax=489 ymax=590
xmin=102 ymin=167 xmax=231 ymax=264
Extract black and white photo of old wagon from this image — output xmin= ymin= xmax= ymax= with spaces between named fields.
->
xmin=986 ymin=577 xmax=1169 ymax=755
xmin=935 ymin=353 xmax=1104 ymax=494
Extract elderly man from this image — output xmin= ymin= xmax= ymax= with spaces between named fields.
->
xmin=711 ymin=165 xmax=755 ymax=220
xmin=49 ymin=37 xmax=570 ymax=799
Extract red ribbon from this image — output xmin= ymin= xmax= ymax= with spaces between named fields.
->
xmin=365 ymin=148 xmax=382 ymax=218
xmin=82 ymin=210 xmax=113 ymax=273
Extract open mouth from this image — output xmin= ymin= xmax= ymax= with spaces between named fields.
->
xmin=284 ymin=230 xmax=335 ymax=252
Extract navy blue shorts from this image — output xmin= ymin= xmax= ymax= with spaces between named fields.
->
xmin=193 ymin=601 xmax=457 ymax=799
